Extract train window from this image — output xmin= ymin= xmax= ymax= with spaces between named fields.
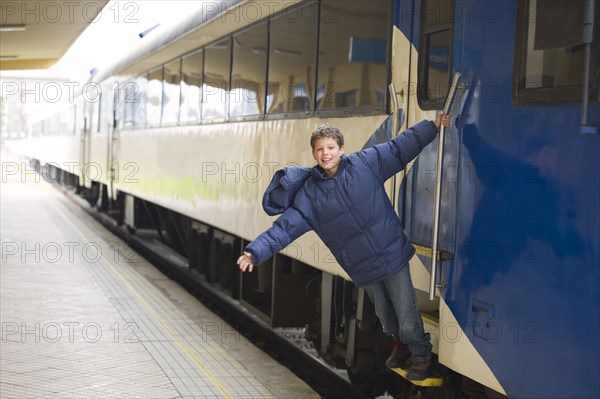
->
xmin=58 ymin=106 xmax=75 ymax=136
xmin=120 ymin=82 xmax=128 ymax=128
xmin=125 ymin=75 xmax=147 ymax=128
xmin=32 ymin=121 xmax=43 ymax=137
xmin=123 ymin=80 xmax=134 ymax=128
xmin=73 ymin=98 xmax=84 ymax=135
xmin=70 ymin=105 xmax=76 ymax=135
xmin=203 ymin=38 xmax=231 ymax=121
xmin=96 ymin=94 xmax=103 ymax=133
xmin=47 ymin=114 xmax=58 ymax=135
xmin=267 ymin=1 xmax=318 ymax=115
xmin=230 ymin=22 xmax=268 ymax=118
xmin=163 ymin=58 xmax=181 ymax=125
xmin=90 ymin=100 xmax=100 ymax=134
xmin=147 ymin=67 xmax=163 ymax=127
xmin=417 ymin=0 xmax=454 ymax=109
xmin=69 ymin=102 xmax=76 ymax=134
xmin=514 ymin=0 xmax=598 ymax=103
xmin=180 ymin=50 xmax=203 ymax=125
xmin=316 ymin=0 xmax=390 ymax=113
xmin=98 ymin=89 xmax=111 ymax=134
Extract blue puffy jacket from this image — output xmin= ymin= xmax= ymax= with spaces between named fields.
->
xmin=246 ymin=120 xmax=438 ymax=287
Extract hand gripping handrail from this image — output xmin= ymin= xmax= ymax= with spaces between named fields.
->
xmin=429 ymin=72 xmax=461 ymax=300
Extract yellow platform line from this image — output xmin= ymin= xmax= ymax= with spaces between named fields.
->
xmin=47 ymin=199 xmax=234 ymax=399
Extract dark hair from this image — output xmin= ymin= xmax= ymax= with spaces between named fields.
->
xmin=310 ymin=124 xmax=344 ymax=149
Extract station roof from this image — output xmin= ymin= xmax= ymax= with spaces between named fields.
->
xmin=0 ymin=0 xmax=109 ymax=70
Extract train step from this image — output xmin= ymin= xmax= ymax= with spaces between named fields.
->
xmin=389 ymin=367 xmax=444 ymax=387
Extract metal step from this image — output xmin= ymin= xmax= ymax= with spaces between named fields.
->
xmin=390 ymin=366 xmax=444 ymax=387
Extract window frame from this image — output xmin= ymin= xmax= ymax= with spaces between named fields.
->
xmin=202 ymin=37 xmax=232 ymax=123
xmin=161 ymin=57 xmax=183 ymax=127
xmin=512 ymin=0 xmax=600 ymax=104
xmin=417 ymin=0 xmax=455 ymax=111
xmin=264 ymin=1 xmax=320 ymax=120
xmin=314 ymin=0 xmax=393 ymax=117
xmin=146 ymin=66 xmax=165 ymax=128
xmin=115 ymin=0 xmax=393 ymax=131
xmin=179 ymin=49 xmax=204 ymax=126
xmin=229 ymin=22 xmax=269 ymax=122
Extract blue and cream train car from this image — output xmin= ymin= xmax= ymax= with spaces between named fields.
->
xmin=21 ymin=1 xmax=599 ymax=398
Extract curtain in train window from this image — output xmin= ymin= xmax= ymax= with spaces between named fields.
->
xmin=147 ymin=67 xmax=163 ymax=127
xmin=418 ymin=0 xmax=454 ymax=109
xmin=163 ymin=59 xmax=181 ymax=125
xmin=230 ymin=23 xmax=267 ymax=118
xmin=203 ymin=39 xmax=230 ymax=120
xmin=180 ymin=50 xmax=203 ymax=125
xmin=514 ymin=0 xmax=598 ymax=102
xmin=267 ymin=2 xmax=318 ymax=114
xmin=317 ymin=0 xmax=390 ymax=112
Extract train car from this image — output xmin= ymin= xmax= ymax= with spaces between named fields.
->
xmin=21 ymin=1 xmax=599 ymax=398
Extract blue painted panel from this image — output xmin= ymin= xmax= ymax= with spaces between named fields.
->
xmin=393 ymin=0 xmax=600 ymax=397
xmin=449 ymin=0 xmax=600 ymax=396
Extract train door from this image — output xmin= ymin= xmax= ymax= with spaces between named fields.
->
xmin=393 ymin=0 xmax=459 ymax=343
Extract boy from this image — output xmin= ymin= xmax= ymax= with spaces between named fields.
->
xmin=237 ymin=113 xmax=450 ymax=380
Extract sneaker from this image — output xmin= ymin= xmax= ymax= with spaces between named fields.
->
xmin=385 ymin=340 xmax=411 ymax=369
xmin=406 ymin=357 xmax=431 ymax=381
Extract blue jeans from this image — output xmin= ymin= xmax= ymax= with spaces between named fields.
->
xmin=364 ymin=266 xmax=432 ymax=361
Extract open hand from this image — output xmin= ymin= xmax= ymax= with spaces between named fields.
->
xmin=237 ymin=251 xmax=254 ymax=272
xmin=434 ymin=112 xmax=452 ymax=129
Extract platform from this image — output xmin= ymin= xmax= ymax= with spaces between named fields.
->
xmin=0 ymin=154 xmax=319 ymax=398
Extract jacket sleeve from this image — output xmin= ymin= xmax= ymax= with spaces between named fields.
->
xmin=356 ymin=120 xmax=439 ymax=182
xmin=245 ymin=205 xmax=312 ymax=266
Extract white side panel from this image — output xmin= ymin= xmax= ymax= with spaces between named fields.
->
xmin=33 ymin=135 xmax=82 ymax=176
xmin=439 ymin=299 xmax=507 ymax=395
xmin=112 ymin=115 xmax=385 ymax=279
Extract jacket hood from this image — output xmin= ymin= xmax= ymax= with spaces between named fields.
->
xmin=262 ymin=166 xmax=312 ymax=215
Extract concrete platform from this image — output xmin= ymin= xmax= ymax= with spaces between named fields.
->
xmin=0 ymin=151 xmax=319 ymax=399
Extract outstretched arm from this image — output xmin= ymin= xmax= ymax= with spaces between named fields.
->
xmin=237 ymin=205 xmax=312 ymax=272
xmin=359 ymin=112 xmax=450 ymax=181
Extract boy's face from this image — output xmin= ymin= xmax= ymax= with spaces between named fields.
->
xmin=312 ymin=137 xmax=344 ymax=177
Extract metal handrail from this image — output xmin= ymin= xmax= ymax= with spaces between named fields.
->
xmin=388 ymin=83 xmax=400 ymax=209
xmin=580 ymin=0 xmax=597 ymax=134
xmin=429 ymin=72 xmax=461 ymax=300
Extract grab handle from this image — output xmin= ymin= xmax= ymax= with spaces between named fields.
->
xmin=388 ymin=83 xmax=401 ymax=209
xmin=429 ymin=72 xmax=461 ymax=300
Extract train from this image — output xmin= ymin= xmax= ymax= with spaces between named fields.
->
xmin=12 ymin=0 xmax=599 ymax=398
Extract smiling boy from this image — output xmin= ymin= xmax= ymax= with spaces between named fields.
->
xmin=238 ymin=113 xmax=450 ymax=380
